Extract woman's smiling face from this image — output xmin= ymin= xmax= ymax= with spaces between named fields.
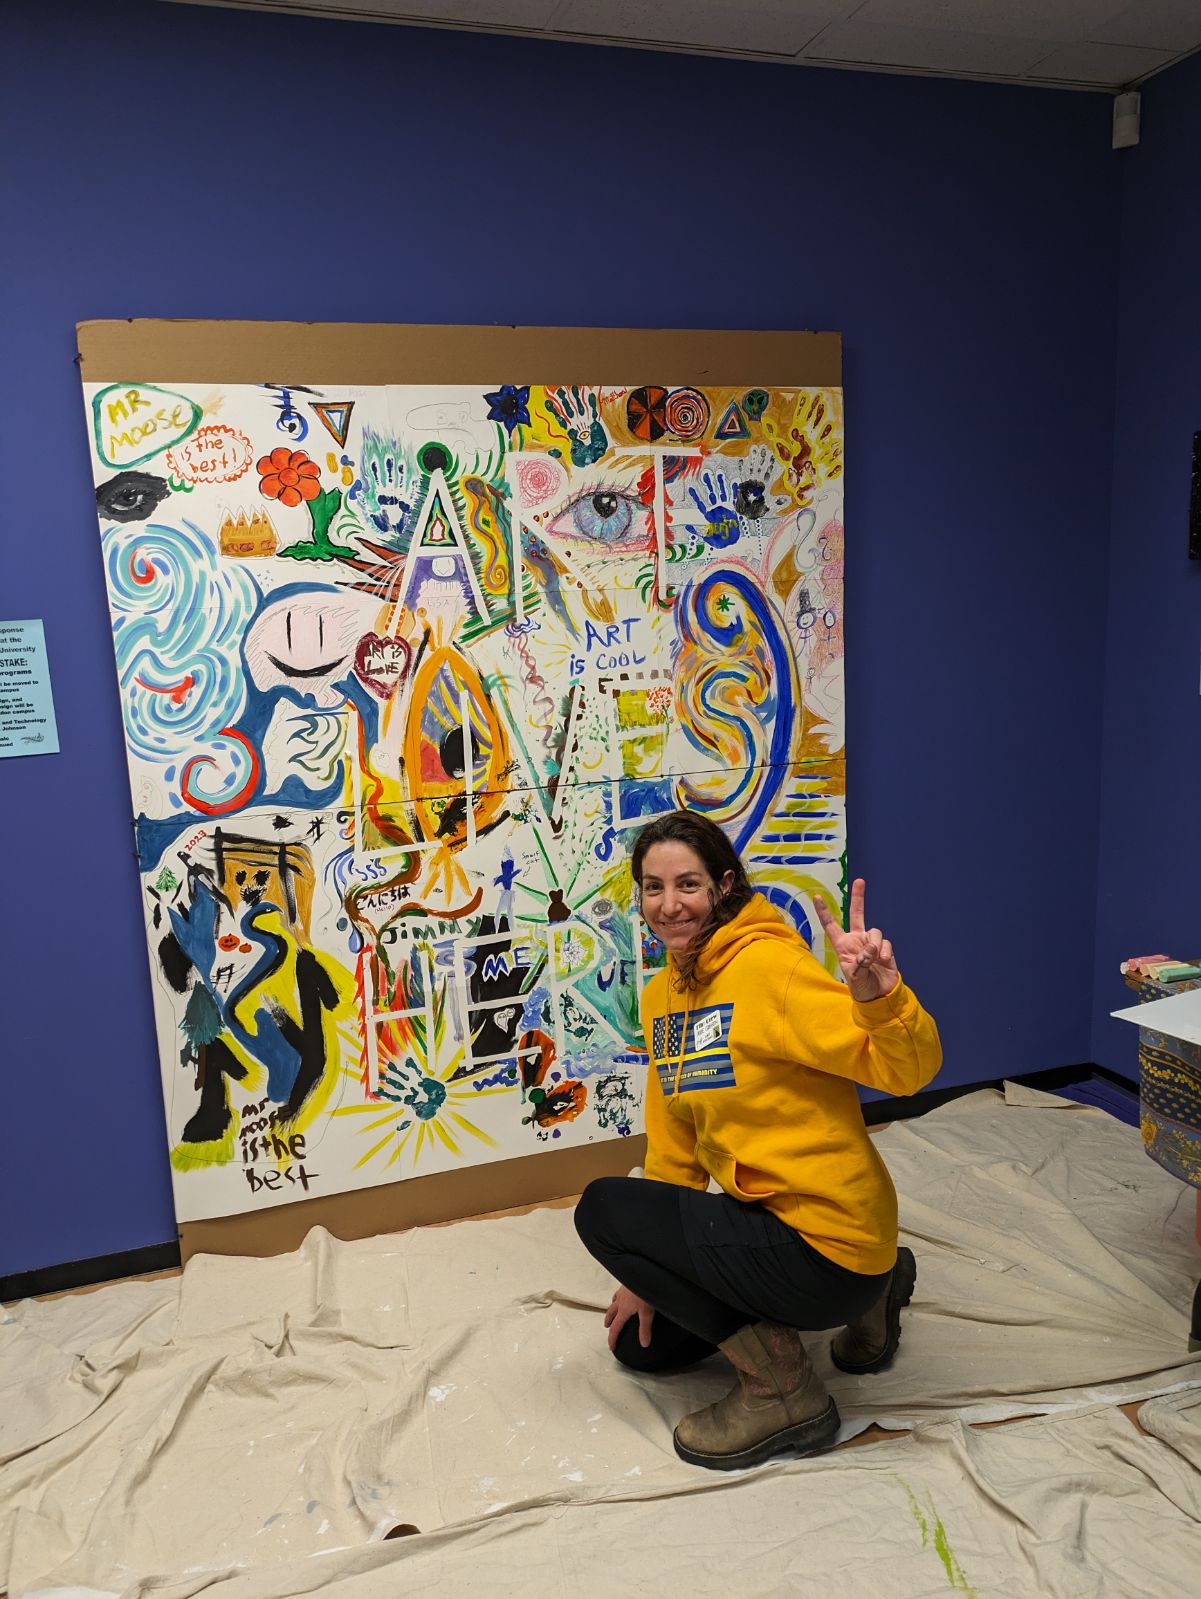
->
xmin=637 ymin=841 xmax=734 ymax=952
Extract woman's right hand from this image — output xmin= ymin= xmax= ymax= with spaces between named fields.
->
xmin=604 ymin=1286 xmax=655 ymax=1352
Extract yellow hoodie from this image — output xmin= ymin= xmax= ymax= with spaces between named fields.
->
xmin=640 ymin=893 xmax=942 ymax=1274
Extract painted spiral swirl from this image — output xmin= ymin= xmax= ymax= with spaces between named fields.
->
xmin=103 ymin=519 xmax=260 ymax=809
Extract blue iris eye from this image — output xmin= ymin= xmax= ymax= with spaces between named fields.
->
xmin=570 ymin=490 xmax=634 ymax=542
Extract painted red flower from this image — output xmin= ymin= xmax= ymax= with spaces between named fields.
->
xmin=257 ymin=447 xmax=321 ymax=508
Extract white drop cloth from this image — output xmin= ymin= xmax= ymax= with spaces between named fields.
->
xmin=2 ymin=1089 xmax=1198 ymax=1597
xmin=113 ymin=1401 xmax=1201 ymax=1599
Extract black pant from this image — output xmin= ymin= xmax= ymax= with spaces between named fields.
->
xmin=574 ymin=1176 xmax=892 ymax=1372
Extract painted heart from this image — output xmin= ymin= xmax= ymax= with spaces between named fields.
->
xmin=354 ymin=632 xmax=412 ymax=699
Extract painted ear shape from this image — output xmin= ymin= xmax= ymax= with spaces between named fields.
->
xmin=673 ymin=565 xmax=796 ymax=850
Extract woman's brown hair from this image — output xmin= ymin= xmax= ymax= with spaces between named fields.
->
xmin=630 ymin=810 xmax=755 ymax=988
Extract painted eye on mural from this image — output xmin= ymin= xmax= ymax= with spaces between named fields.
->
xmin=546 ymin=488 xmax=644 ymax=544
xmin=95 ymin=470 xmax=171 ymax=524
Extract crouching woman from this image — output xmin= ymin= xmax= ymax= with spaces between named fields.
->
xmin=574 ymin=809 xmax=941 ymax=1470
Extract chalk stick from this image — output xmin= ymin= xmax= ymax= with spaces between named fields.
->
xmin=1121 ymin=954 xmax=1171 ymax=973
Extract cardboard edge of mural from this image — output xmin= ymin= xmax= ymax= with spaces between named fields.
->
xmin=178 ymin=1132 xmax=646 ymax=1263
xmin=76 ymin=321 xmax=842 ymax=388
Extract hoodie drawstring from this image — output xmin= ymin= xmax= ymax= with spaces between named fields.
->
xmin=647 ymin=981 xmax=693 ymax=1102
xmin=670 ymin=990 xmax=692 ymax=1100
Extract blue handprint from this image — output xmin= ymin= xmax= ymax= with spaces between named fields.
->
xmin=546 ymin=385 xmax=608 ymax=468
xmin=377 ymin=1057 xmax=448 ymax=1123
xmin=688 ymin=470 xmax=740 ymax=548
xmin=355 ymin=428 xmax=411 ymax=543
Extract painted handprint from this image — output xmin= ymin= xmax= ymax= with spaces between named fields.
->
xmin=545 ymin=385 xmax=608 ymax=468
xmin=764 ymin=389 xmax=844 ymax=505
xmin=355 ymin=428 xmax=411 ymax=540
xmin=687 ymin=469 xmax=740 ymax=549
xmin=734 ymin=442 xmax=787 ymax=524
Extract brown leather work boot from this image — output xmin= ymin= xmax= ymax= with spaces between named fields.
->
xmin=672 ymin=1321 xmax=840 ymax=1470
xmin=830 ymin=1246 xmax=917 ymax=1374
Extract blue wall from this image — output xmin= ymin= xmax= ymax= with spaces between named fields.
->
xmin=1 ymin=0 xmax=1120 ymax=1274
xmin=1092 ymin=50 xmax=1201 ymax=1072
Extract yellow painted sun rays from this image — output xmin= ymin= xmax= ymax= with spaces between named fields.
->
xmin=334 ymin=1029 xmax=508 ymax=1172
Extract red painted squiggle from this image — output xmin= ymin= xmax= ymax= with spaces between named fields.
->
xmin=515 ymin=631 xmax=556 ymax=751
xmin=129 ymin=550 xmax=157 ymax=586
xmin=134 ymin=672 xmax=195 ymax=707
xmin=180 ymin=727 xmax=261 ymax=816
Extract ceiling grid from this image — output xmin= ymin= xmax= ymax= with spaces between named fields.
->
xmin=167 ymin=0 xmax=1201 ymax=89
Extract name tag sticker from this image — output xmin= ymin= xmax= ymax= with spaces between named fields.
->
xmin=693 ymin=1009 xmax=724 ymax=1051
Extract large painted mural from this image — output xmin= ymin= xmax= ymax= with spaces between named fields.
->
xmin=83 ymin=367 xmax=846 ymax=1221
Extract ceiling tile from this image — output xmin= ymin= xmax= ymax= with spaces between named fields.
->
xmin=802 ymin=19 xmax=1052 ymax=76
xmin=548 ymin=0 xmax=852 ymax=56
xmin=1088 ymin=0 xmax=1201 ymax=52
xmin=169 ymin=0 xmax=1201 ymax=87
xmin=300 ymin=0 xmax=563 ymax=24
xmin=845 ymin=0 xmax=1132 ymax=46
xmin=1026 ymin=39 xmax=1179 ymax=84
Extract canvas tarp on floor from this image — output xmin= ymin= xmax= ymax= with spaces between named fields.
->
xmin=118 ymin=1393 xmax=1201 ymax=1599
xmin=2 ymin=1089 xmax=1199 ymax=1597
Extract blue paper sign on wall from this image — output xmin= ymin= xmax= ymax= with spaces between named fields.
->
xmin=0 ymin=619 xmax=60 ymax=758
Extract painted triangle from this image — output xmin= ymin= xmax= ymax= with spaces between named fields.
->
xmin=714 ymin=399 xmax=750 ymax=440
xmin=311 ymin=401 xmax=355 ymax=448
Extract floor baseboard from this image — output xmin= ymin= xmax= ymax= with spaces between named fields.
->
xmin=1 ymin=1240 xmax=183 ymax=1308
xmin=859 ymin=1061 xmax=1131 ymax=1127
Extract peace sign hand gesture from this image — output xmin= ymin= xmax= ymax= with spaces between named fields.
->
xmin=813 ymin=878 xmax=901 ymax=1003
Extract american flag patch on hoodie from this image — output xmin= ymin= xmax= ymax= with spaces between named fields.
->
xmin=653 ymin=1003 xmax=736 ymax=1093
